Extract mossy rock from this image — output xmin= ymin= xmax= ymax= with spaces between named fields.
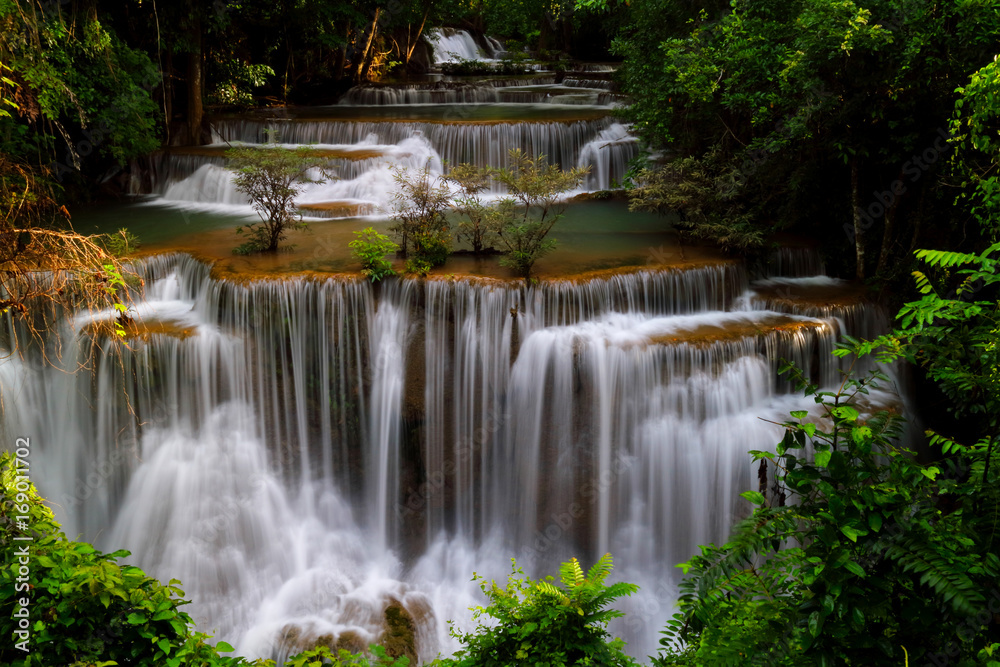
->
xmin=381 ymin=600 xmax=417 ymax=664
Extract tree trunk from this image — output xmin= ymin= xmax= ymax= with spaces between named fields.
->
xmin=334 ymin=23 xmax=350 ymax=82
xmin=405 ymin=9 xmax=429 ymax=66
xmin=876 ymin=171 xmax=904 ymax=277
xmin=185 ymin=17 xmax=203 ymax=146
xmin=353 ymin=9 xmax=381 ymax=83
xmin=850 ymin=156 xmax=865 ymax=280
xmin=163 ymin=48 xmax=173 ymax=144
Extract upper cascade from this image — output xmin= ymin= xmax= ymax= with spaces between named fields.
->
xmin=428 ymin=28 xmax=492 ymax=63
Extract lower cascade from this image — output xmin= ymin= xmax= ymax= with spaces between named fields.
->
xmin=0 ymin=252 xmax=903 ymax=661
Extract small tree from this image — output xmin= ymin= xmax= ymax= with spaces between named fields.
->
xmin=387 ymin=162 xmax=451 ymax=264
xmin=449 ymin=554 xmax=638 ymax=667
xmin=489 ymin=149 xmax=588 ymax=278
xmin=226 ymin=146 xmax=330 ymax=253
xmin=349 ymin=227 xmax=398 ymax=282
xmin=445 ymin=163 xmax=497 ymax=254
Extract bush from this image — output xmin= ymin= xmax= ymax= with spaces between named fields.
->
xmin=439 ymin=58 xmax=528 ymax=76
xmin=208 ymin=59 xmax=274 ymax=108
xmin=226 ymin=146 xmax=331 ymax=253
xmin=413 ymin=230 xmax=450 ymax=267
xmin=97 ymin=228 xmax=141 ymax=256
xmin=446 ymin=554 xmax=638 ymax=667
xmin=349 ymin=227 xmax=398 ymax=282
xmin=445 ymin=164 xmax=497 ymax=254
xmin=387 ymin=163 xmax=451 ymax=266
xmin=489 ymin=149 xmax=588 ymax=278
xmin=404 ymin=257 xmax=432 ymax=277
xmin=657 ymin=361 xmax=1000 ymax=666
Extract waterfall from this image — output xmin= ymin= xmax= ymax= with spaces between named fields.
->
xmin=578 ymin=123 xmax=640 ymax=190
xmin=1 ymin=249 xmax=904 ymax=662
xmin=210 ymin=118 xmax=617 ymax=171
xmin=427 ymin=28 xmax=488 ymax=63
xmin=563 ymin=77 xmax=617 ymax=91
xmin=149 ymin=118 xmax=634 ymax=214
xmin=339 ymin=78 xmax=560 ymax=105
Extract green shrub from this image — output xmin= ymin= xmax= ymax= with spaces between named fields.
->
xmin=413 ymin=230 xmax=450 ymax=268
xmin=387 ymin=163 xmax=451 ymax=264
xmin=349 ymin=227 xmax=398 ymax=282
xmin=404 ymin=257 xmax=432 ymax=277
xmin=445 ymin=164 xmax=497 ymax=254
xmin=657 ymin=361 xmax=1000 ymax=666
xmin=97 ymin=228 xmax=141 ymax=257
xmin=439 ymin=58 xmax=528 ymax=76
xmin=489 ymin=149 xmax=588 ymax=278
xmin=446 ymin=554 xmax=638 ymax=667
xmin=226 ymin=146 xmax=331 ymax=253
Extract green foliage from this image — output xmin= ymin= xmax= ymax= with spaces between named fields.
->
xmin=628 ymin=158 xmax=765 ymax=252
xmin=445 ymin=163 xmax=497 ymax=254
xmin=0 ymin=2 xmax=161 ymax=166
xmin=657 ymin=362 xmax=1000 ymax=666
xmin=283 ymin=644 xmax=409 ymax=667
xmin=227 ymin=146 xmax=331 ymax=253
xmin=606 ymin=0 xmax=1000 ymax=275
xmin=854 ymin=242 xmax=1000 ymax=435
xmin=349 ymin=227 xmax=397 ymax=282
xmin=950 ymin=55 xmax=1000 ymax=242
xmin=209 ymin=59 xmax=275 ymax=108
xmin=404 ymin=257 xmax=433 ymax=277
xmin=439 ymin=58 xmax=529 ymax=76
xmin=489 ymin=149 xmax=588 ymax=278
xmin=97 ymin=228 xmax=141 ymax=257
xmin=388 ymin=163 xmax=451 ymax=266
xmin=447 ymin=555 xmax=639 ymax=667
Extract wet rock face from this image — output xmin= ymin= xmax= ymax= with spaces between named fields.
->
xmin=382 ymin=599 xmax=418 ymax=663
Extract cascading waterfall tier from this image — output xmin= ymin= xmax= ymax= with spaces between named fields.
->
xmin=339 ymin=78 xmax=559 ymax=105
xmin=0 ymin=252 xmax=903 ymax=662
xmin=210 ymin=117 xmax=618 ymax=171
xmin=148 ymin=117 xmax=636 ymax=211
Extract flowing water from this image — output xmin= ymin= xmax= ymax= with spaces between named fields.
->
xmin=0 ymin=35 xmax=906 ymax=664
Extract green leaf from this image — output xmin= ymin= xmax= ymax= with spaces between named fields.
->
xmin=831 ymin=405 xmax=859 ymax=421
xmin=840 ymin=525 xmax=866 ymax=542
xmin=843 ymin=560 xmax=866 ymax=578
xmin=921 ymin=467 xmax=941 ymax=480
xmin=741 ymin=490 xmax=765 ymax=505
xmin=868 ymin=514 xmax=883 ymax=532
xmin=850 ymin=426 xmax=872 ymax=444
xmin=808 ymin=610 xmax=822 ymax=637
xmin=814 ymin=450 xmax=832 ymax=467
xmin=216 ymin=641 xmax=235 ymax=652
xmin=790 ymin=410 xmax=808 ymax=419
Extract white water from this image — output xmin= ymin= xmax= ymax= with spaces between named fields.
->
xmin=428 ymin=28 xmax=488 ymax=64
xmin=0 ymin=250 xmax=906 ymax=662
xmin=149 ymin=117 xmax=636 ymax=216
